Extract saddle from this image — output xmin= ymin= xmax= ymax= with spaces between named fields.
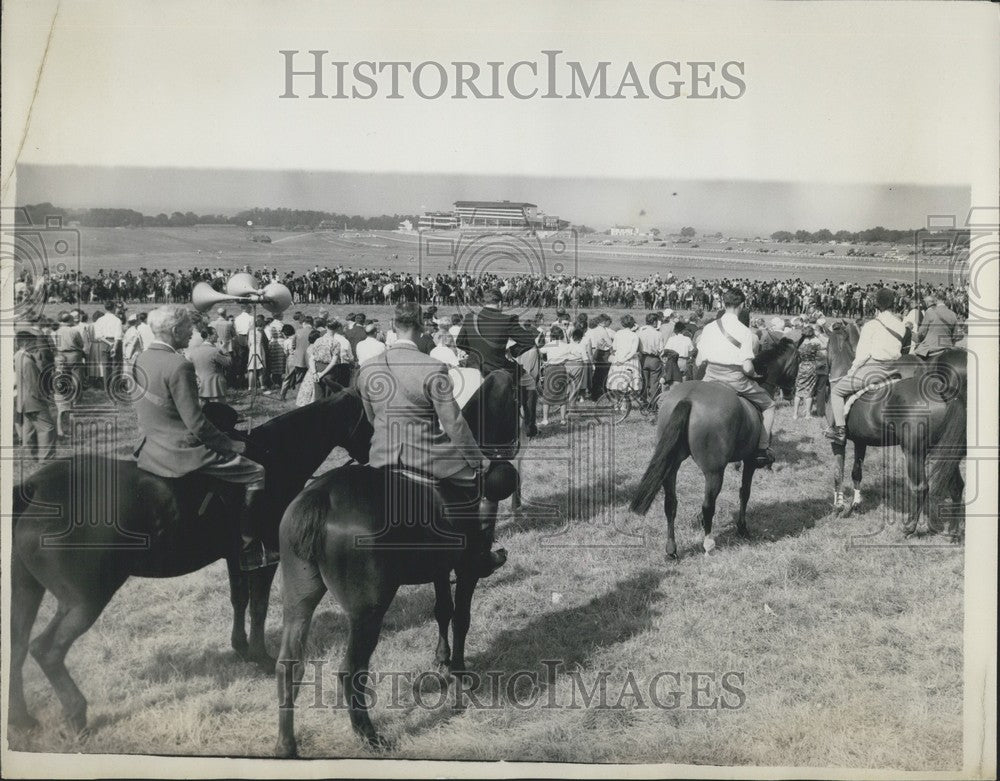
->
xmin=350 ymin=466 xmax=472 ymax=551
xmin=133 ymin=468 xmax=240 ymax=527
xmin=843 ymin=377 xmax=902 ymax=418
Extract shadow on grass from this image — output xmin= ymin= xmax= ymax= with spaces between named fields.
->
xmin=468 ymin=568 xmax=667 ymax=674
xmin=136 ymin=645 xmax=263 ymax=686
xmin=396 ymin=569 xmax=669 ymax=743
xmin=276 ymin=566 xmax=534 ymax=657
xmin=777 ymin=433 xmax=825 ymax=468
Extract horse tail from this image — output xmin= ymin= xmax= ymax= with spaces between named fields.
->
xmin=927 ymin=397 xmax=966 ymax=500
xmin=282 ymin=486 xmax=331 ymax=562
xmin=630 ymin=399 xmax=691 ymax=515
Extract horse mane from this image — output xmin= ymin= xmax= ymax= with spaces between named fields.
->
xmin=826 ymin=322 xmax=857 ymax=376
xmin=753 ymin=336 xmax=796 ymax=369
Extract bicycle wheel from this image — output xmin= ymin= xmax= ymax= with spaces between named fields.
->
xmin=599 ymin=390 xmax=631 ymax=424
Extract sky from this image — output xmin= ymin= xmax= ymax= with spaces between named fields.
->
xmin=2 ymin=1 xmax=997 ymax=231
xmin=12 ymin=165 xmax=970 ymax=235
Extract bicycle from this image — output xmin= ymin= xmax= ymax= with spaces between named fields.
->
xmin=598 ymin=382 xmax=663 ymax=424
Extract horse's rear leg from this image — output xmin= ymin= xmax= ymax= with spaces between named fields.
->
xmin=736 ymin=460 xmax=757 ymax=539
xmin=275 ymin=553 xmax=327 ymax=759
xmin=8 ymin=553 xmax=45 ymax=730
xmin=663 ymin=467 xmax=679 ymax=559
xmin=342 ymin=602 xmax=394 ymax=749
xmin=28 ymin=578 xmax=123 ymax=733
xmin=902 ymin=445 xmax=928 ymax=537
xmin=433 ymin=576 xmax=454 ymax=676
xmin=700 ymin=469 xmax=725 ymax=555
xmin=948 ymin=472 xmax=966 ymax=542
xmin=848 ymin=443 xmax=867 ymax=515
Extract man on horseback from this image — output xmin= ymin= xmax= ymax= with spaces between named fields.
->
xmin=913 ymin=287 xmax=959 ymax=358
xmin=359 ymin=301 xmax=507 ymax=577
xmin=694 ymin=288 xmax=776 ymax=468
xmin=455 ymin=287 xmax=538 ymax=377
xmin=133 ymin=305 xmax=275 ymax=571
xmin=825 ymin=287 xmax=905 ymax=444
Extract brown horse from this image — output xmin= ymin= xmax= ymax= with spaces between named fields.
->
xmin=824 ymin=322 xmax=965 ymax=537
xmin=274 ymin=370 xmax=519 ymax=756
xmin=8 ymin=391 xmax=373 ymax=734
xmin=630 ymin=337 xmax=802 ymax=557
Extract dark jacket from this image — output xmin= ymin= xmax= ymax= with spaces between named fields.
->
xmin=133 ymin=343 xmax=242 ymax=477
xmin=456 ymin=306 xmax=537 ymax=376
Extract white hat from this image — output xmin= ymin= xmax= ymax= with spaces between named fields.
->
xmin=769 ymin=317 xmax=785 ymax=330
xmin=662 ymin=309 xmax=674 ymax=320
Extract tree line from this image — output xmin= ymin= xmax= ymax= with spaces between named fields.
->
xmin=769 ymin=227 xmax=970 ymax=245
xmin=19 ymin=203 xmax=420 ymax=231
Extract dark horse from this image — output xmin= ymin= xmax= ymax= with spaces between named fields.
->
xmin=825 ymin=322 xmax=965 ymax=538
xmin=630 ymin=337 xmax=801 ymax=557
xmin=8 ymin=391 xmax=373 ymax=734
xmin=275 ymin=370 xmax=518 ymax=756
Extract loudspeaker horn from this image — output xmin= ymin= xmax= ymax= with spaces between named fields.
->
xmin=192 ymin=282 xmax=249 ymax=313
xmin=259 ymin=282 xmax=292 ymax=314
xmin=226 ymin=272 xmax=260 ymax=297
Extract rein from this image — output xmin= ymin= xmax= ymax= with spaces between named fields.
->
xmin=340 ymin=403 xmax=368 ymax=466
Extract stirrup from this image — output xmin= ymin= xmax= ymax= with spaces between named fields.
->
xmin=754 ymin=448 xmax=775 ymax=468
xmin=239 ymin=541 xmax=279 ymax=571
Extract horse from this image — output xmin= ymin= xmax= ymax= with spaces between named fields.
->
xmin=824 ymin=322 xmax=966 ymax=537
xmin=274 ymin=369 xmax=519 ymax=757
xmin=8 ymin=391 xmax=373 ymax=735
xmin=629 ymin=337 xmax=802 ymax=558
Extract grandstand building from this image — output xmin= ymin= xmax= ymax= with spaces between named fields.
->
xmin=418 ymin=211 xmax=460 ymax=230
xmin=455 ymin=200 xmax=537 ymax=228
xmin=419 ymin=200 xmax=568 ymax=231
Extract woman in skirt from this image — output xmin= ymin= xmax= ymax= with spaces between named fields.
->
xmin=295 ymin=330 xmax=322 ymax=407
xmin=792 ymin=326 xmax=822 ymax=419
xmin=246 ymin=314 xmax=268 ymax=392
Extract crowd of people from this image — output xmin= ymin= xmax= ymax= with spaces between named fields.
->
xmin=17 ymin=264 xmax=968 ymax=319
xmin=13 ymin=269 xmax=965 ymax=463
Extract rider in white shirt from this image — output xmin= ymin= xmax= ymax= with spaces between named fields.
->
xmin=825 ymin=287 xmax=906 ymax=443
xmin=695 ymin=288 xmax=776 ymax=467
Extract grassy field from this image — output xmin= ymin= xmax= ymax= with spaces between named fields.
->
xmin=8 ymin=381 xmax=963 ymax=769
xmin=45 ymin=225 xmax=961 ymax=284
xmin=6 ymin=227 xmax=964 ymax=769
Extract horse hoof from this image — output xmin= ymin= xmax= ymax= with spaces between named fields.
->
xmin=250 ymin=653 xmax=278 ymax=674
xmin=275 ymin=739 xmax=298 ymax=759
xmin=364 ymin=732 xmax=391 ymax=752
xmin=435 ymin=664 xmax=455 ymax=684
xmin=65 ymin=707 xmax=88 ymax=736
xmin=8 ymin=711 xmax=39 ymax=731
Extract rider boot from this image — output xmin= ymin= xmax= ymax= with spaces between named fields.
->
xmin=754 ymin=406 xmax=777 ymax=468
xmin=824 ymin=394 xmax=848 ymax=443
xmin=238 ymin=486 xmax=279 ymax=572
xmin=474 ymin=499 xmax=507 ymax=578
xmin=823 ymin=425 xmax=847 ymax=444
